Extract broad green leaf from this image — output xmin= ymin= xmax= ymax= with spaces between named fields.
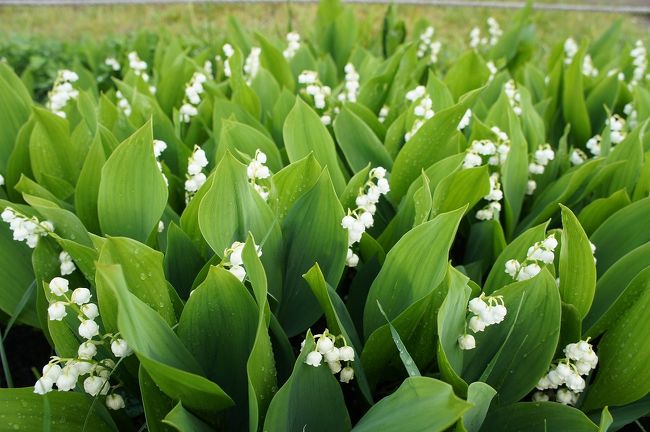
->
xmin=563 ymin=47 xmax=592 ymax=144
xmin=577 ymin=189 xmax=631 ymax=236
xmin=268 ymin=154 xmax=321 ymax=222
xmin=277 ymin=169 xmax=347 ymax=336
xmin=583 ymin=285 xmax=650 ymax=410
xmin=590 ymin=197 xmax=650 ymax=275
xmin=304 ymin=264 xmax=374 ymax=403
xmin=242 ymin=237 xmax=277 ymax=431
xmin=443 ymin=51 xmax=490 ymax=101
xmin=98 ymin=237 xmax=177 ymax=330
xmin=139 ymin=366 xmax=175 ymax=432
xmin=97 ymin=121 xmax=168 ymax=242
xmin=75 ymin=133 xmax=106 ymax=234
xmin=352 ymin=377 xmax=471 ymax=432
xmin=263 ymin=331 xmax=351 ymax=432
xmin=480 ymin=402 xmax=598 ymax=431
xmin=97 ymin=263 xmax=233 ymax=413
xmin=390 ymin=90 xmax=480 ymax=200
xmin=559 ymin=205 xmax=596 ymax=318
xmin=163 ymin=403 xmax=215 ymax=432
xmin=197 ymin=152 xmax=283 ymax=300
xmin=283 ymin=98 xmax=347 ymax=194
xmin=333 ymin=106 xmax=392 ymax=172
xmin=0 ymin=63 xmax=31 ymax=173
xmin=461 ymin=382 xmax=497 ymax=432
xmin=178 ymin=266 xmax=258 ymax=430
xmin=463 ymin=270 xmax=561 ymax=404
xmin=364 ymin=206 xmax=466 ymax=337
xmin=0 ymin=387 xmax=117 ymax=431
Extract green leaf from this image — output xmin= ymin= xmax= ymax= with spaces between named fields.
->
xmin=563 ymin=47 xmax=592 ymax=144
xmin=97 ymin=263 xmax=233 ymax=413
xmin=577 ymin=189 xmax=630 ymax=236
xmin=242 ymin=236 xmax=277 ymax=431
xmin=590 ymin=197 xmax=650 ymax=276
xmin=216 ymin=119 xmax=283 ymax=173
xmin=559 ymin=205 xmax=596 ymax=318
xmin=443 ymin=51 xmax=490 ymax=101
xmin=97 ymin=121 xmax=168 ymax=242
xmin=352 ymin=377 xmax=471 ymax=432
xmin=197 ymin=152 xmax=283 ymax=300
xmin=0 ymin=63 xmax=31 ymax=174
xmin=364 ymin=206 xmax=466 ymax=336
xmin=304 ymin=264 xmax=374 ymax=403
xmin=177 ymin=266 xmax=258 ymax=429
xmin=462 ymin=382 xmax=497 ymax=432
xmin=333 ymin=106 xmax=392 ymax=172
xmin=263 ymin=331 xmax=351 ymax=432
xmin=163 ymin=402 xmax=215 ymax=432
xmin=256 ymin=33 xmax=295 ymax=91
xmin=283 ymin=98 xmax=347 ymax=194
xmin=463 ymin=270 xmax=561 ymax=404
xmin=139 ymin=366 xmax=175 ymax=432
xmin=75 ymin=133 xmax=106 ymax=234
xmin=390 ymin=90 xmax=480 ymax=200
xmin=480 ymin=402 xmax=598 ymax=431
xmin=583 ymin=282 xmax=650 ymax=409
xmin=277 ymin=169 xmax=347 ymax=336
xmin=268 ymin=154 xmax=321 ymax=222
xmin=97 ymin=237 xmax=177 ymax=330
xmin=0 ymin=388 xmax=118 ymax=431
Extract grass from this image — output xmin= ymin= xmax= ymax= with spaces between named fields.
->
xmin=0 ymin=2 xmax=648 ymax=51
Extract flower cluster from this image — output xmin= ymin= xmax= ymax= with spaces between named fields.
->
xmin=153 ymin=139 xmax=169 ymax=187
xmin=127 ymin=51 xmax=155 ymax=94
xmin=46 ymin=69 xmax=79 ymax=118
xmin=36 ymin=277 xmax=132 ymax=411
xmin=247 ymin=150 xmax=271 ymax=201
xmin=303 ymin=329 xmax=355 ymax=383
xmin=458 ymin=294 xmax=508 ymax=350
xmin=630 ymin=40 xmax=648 ymax=87
xmin=469 ymin=17 xmax=502 ymax=48
xmin=585 ymin=134 xmax=602 ymax=157
xmin=476 ymin=173 xmax=503 ymax=221
xmin=486 ymin=61 xmax=498 ymax=82
xmin=416 ymin=26 xmax=442 ymax=65
xmin=184 ymin=145 xmax=209 ymax=203
xmin=624 ymin=103 xmax=638 ymax=130
xmin=127 ymin=51 xmax=149 ymax=82
xmin=59 ymin=251 xmax=76 ymax=276
xmin=569 ymin=148 xmax=588 ymax=166
xmin=283 ymin=32 xmax=301 ymax=59
xmin=1 ymin=207 xmax=53 ymax=248
xmin=404 ymin=86 xmax=434 ymax=142
xmin=582 ymin=54 xmax=598 ymax=78
xmin=221 ymin=240 xmax=261 ymax=282
xmin=337 ymin=63 xmax=360 ymax=104
xmin=607 ymin=114 xmax=626 ymax=145
xmin=243 ymin=47 xmax=261 ymax=84
xmin=115 ymin=90 xmax=132 ymax=117
xmin=534 ymin=339 xmax=599 ymax=405
xmin=341 ymin=167 xmax=390 ymax=267
xmin=462 ymin=127 xmax=511 ymax=169
xmin=505 ymin=234 xmax=558 ymax=281
xmin=378 ymin=105 xmax=389 ymax=123
xmin=564 ymin=38 xmax=578 ymax=65
xmin=104 ymin=57 xmax=121 ymax=72
xmin=298 ymin=70 xmax=333 ymax=125
xmin=220 ymin=43 xmax=235 ymax=78
xmin=527 ymin=144 xmax=555 ymax=195
xmin=504 ymin=80 xmax=522 ymax=116
xmin=180 ymin=71 xmax=207 ymax=123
